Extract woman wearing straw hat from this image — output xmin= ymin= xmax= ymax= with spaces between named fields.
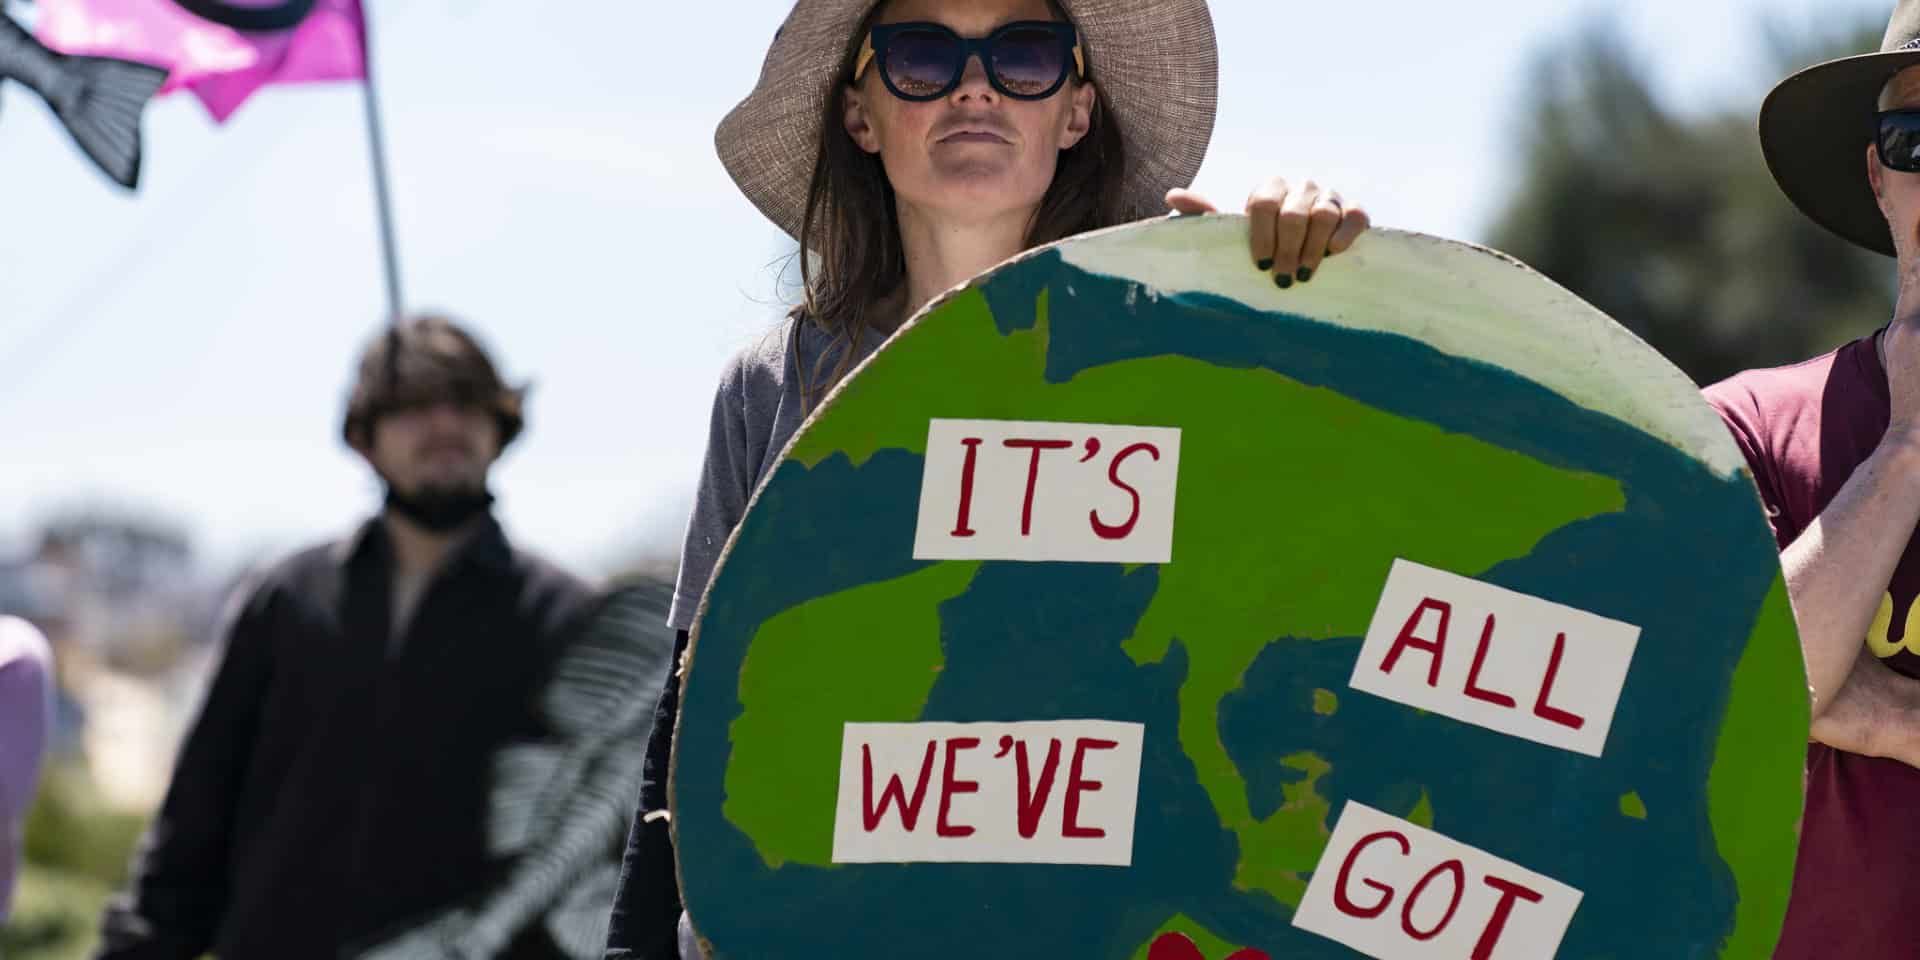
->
xmin=606 ymin=0 xmax=1368 ymax=955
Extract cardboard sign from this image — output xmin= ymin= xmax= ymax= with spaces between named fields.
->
xmin=671 ymin=217 xmax=1807 ymax=960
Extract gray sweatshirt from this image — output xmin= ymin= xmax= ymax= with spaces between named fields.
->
xmin=669 ymin=318 xmax=882 ymax=632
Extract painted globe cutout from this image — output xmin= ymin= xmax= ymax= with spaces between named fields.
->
xmin=671 ymin=217 xmax=1806 ymax=960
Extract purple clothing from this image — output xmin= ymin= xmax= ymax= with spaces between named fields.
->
xmin=0 ymin=615 xmax=53 ymax=923
xmin=1707 ymin=330 xmax=1920 ymax=957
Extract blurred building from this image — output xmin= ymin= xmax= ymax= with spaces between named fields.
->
xmin=0 ymin=508 xmax=227 ymax=812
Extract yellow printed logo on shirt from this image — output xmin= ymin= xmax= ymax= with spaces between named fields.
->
xmin=1867 ymin=592 xmax=1920 ymax=659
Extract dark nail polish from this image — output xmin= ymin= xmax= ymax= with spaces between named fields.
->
xmin=1296 ymin=266 xmax=1314 ymax=282
xmin=1256 ymin=258 xmax=1274 ymax=271
xmin=1275 ymin=274 xmax=1293 ymax=289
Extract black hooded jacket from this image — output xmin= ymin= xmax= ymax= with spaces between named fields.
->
xmin=97 ymin=516 xmax=599 ymax=960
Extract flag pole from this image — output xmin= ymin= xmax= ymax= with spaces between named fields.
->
xmin=358 ymin=12 xmax=404 ymax=326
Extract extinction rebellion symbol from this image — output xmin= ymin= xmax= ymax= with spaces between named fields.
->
xmin=169 ymin=0 xmax=316 ymax=31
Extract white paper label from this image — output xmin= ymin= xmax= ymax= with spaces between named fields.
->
xmin=912 ymin=419 xmax=1182 ymax=563
xmin=1349 ymin=559 xmax=1641 ymax=758
xmin=831 ymin=720 xmax=1145 ymax=865
xmin=1293 ymin=802 xmax=1584 ymax=960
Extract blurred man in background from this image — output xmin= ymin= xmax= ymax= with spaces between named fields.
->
xmin=0 ymin=614 xmax=54 ymax=924
xmin=94 ymin=314 xmax=623 ymax=959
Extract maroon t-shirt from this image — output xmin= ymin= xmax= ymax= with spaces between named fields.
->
xmin=1707 ymin=328 xmax=1920 ymax=959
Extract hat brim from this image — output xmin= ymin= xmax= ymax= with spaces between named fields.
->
xmin=714 ymin=0 xmax=1218 ymax=243
xmin=1761 ymin=48 xmax=1920 ymax=257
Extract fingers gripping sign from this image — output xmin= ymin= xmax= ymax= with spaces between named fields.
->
xmin=1167 ymin=178 xmax=1371 ymax=288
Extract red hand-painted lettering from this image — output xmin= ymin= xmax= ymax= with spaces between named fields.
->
xmin=1062 ymin=737 xmax=1117 ymax=838
xmin=1401 ymin=859 xmax=1466 ymax=941
xmin=1015 ymin=737 xmax=1063 ymax=839
xmin=1003 ymin=438 xmax=1073 ymax=536
xmin=1333 ymin=830 xmax=1410 ymax=918
xmin=1091 ymin=441 xmax=1160 ymax=540
xmin=936 ymin=737 xmax=980 ymax=837
xmin=1463 ymin=614 xmax=1516 ymax=708
xmin=862 ymin=740 xmax=937 ymax=833
xmin=1381 ymin=597 xmax=1451 ymax=688
xmin=1472 ymin=875 xmax=1545 ymax=959
xmin=1532 ymin=632 xmax=1587 ymax=730
xmin=950 ymin=437 xmax=983 ymax=537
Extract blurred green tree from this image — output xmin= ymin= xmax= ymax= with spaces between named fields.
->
xmin=1488 ymin=16 xmax=1894 ymax=386
xmin=4 ymin=761 xmax=146 ymax=960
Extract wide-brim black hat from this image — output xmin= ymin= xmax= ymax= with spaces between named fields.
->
xmin=1760 ymin=0 xmax=1920 ymax=256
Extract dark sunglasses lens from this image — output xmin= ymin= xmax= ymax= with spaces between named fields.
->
xmin=991 ymin=27 xmax=1068 ymax=97
xmin=884 ymin=28 xmax=962 ymax=98
xmin=1884 ymin=114 xmax=1920 ymax=172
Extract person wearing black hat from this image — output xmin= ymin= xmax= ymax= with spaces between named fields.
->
xmin=1708 ymin=2 xmax=1920 ymax=955
xmin=94 ymin=314 xmax=615 ymax=960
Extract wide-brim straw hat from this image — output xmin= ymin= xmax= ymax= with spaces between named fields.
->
xmin=1760 ymin=0 xmax=1920 ymax=256
xmin=715 ymin=0 xmax=1219 ymax=242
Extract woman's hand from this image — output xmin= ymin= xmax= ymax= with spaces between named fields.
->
xmin=1167 ymin=178 xmax=1370 ymax=287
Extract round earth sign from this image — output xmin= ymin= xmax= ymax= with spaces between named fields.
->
xmin=670 ymin=216 xmax=1807 ymax=960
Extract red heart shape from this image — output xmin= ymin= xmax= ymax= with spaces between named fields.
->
xmin=1146 ymin=933 xmax=1270 ymax=960
xmin=1148 ymin=934 xmax=1205 ymax=960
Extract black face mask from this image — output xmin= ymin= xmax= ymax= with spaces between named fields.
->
xmin=384 ymin=484 xmax=495 ymax=532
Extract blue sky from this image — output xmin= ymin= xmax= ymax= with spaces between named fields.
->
xmin=0 ymin=0 xmax=1891 ymax=579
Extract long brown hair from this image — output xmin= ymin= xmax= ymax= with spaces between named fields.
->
xmin=793 ymin=0 xmax=1128 ymax=408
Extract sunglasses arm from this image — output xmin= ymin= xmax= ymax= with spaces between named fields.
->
xmin=853 ymin=35 xmax=876 ymax=83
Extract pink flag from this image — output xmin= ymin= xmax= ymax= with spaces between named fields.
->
xmin=37 ymin=0 xmax=366 ymax=123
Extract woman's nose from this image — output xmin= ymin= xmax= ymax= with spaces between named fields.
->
xmin=950 ymin=52 xmax=996 ymax=102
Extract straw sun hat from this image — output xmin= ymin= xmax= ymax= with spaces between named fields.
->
xmin=1760 ymin=0 xmax=1920 ymax=256
xmin=714 ymin=0 xmax=1219 ymax=241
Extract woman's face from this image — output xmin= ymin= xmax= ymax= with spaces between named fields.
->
xmin=843 ymin=0 xmax=1096 ymax=231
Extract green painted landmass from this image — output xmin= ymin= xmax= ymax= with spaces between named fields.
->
xmin=1408 ymin=789 xmax=1435 ymax=829
xmin=724 ymin=560 xmax=981 ymax=868
xmin=1127 ymin=914 xmax=1245 ymax=960
xmin=769 ymin=287 xmax=1626 ymax=906
xmin=1235 ymin=752 xmax=1333 ymax=906
xmin=1312 ymin=688 xmax=1338 ymax=716
xmin=787 ymin=289 xmax=1051 ymax=468
xmin=1620 ymin=792 xmax=1648 ymax=820
xmin=1707 ymin=574 xmax=1808 ymax=958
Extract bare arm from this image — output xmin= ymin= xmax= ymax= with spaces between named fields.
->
xmin=1782 ymin=428 xmax=1920 ymax=721
xmin=1811 ymin=651 xmax=1920 ymax=766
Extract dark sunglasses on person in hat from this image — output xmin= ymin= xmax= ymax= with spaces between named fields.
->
xmin=1878 ymin=110 xmax=1920 ymax=172
xmin=854 ymin=20 xmax=1085 ymax=102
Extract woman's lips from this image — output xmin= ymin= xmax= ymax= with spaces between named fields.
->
xmin=939 ymin=131 xmax=1010 ymax=144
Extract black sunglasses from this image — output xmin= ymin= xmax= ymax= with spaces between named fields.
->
xmin=855 ymin=20 xmax=1084 ymax=102
xmin=1878 ymin=110 xmax=1920 ymax=172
